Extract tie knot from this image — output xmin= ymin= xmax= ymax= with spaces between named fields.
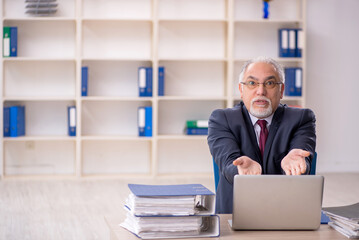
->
xmin=257 ymin=120 xmax=267 ymax=129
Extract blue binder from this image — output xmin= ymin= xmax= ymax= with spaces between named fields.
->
xmin=129 ymin=183 xmax=214 ymax=197
xmin=288 ymin=29 xmax=296 ymax=57
xmin=67 ymin=106 xmax=76 ymax=136
xmin=138 ymin=67 xmax=147 ymax=97
xmin=158 ymin=66 xmax=165 ymax=96
xmin=278 ymin=29 xmax=289 ymax=57
xmin=3 ymin=107 xmax=10 ymax=137
xmin=144 ymin=106 xmax=152 ymax=137
xmin=10 ymin=27 xmax=17 ymax=57
xmin=138 ymin=67 xmax=153 ymax=97
xmin=10 ymin=106 xmax=25 ymax=137
xmin=81 ymin=66 xmax=88 ymax=97
xmin=146 ymin=67 xmax=153 ymax=97
xmin=122 ymin=184 xmax=219 ymax=238
xmin=296 ymin=29 xmax=303 ymax=57
xmin=138 ymin=106 xmax=152 ymax=137
xmin=285 ymin=68 xmax=302 ymax=96
xmin=186 ymin=128 xmax=208 ymax=135
xmin=138 ymin=107 xmax=146 ymax=136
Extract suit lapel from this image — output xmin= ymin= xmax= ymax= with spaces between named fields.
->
xmin=263 ymin=104 xmax=284 ymax=173
xmin=241 ymin=104 xmax=262 ymax=164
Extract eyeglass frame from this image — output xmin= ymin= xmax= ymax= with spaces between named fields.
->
xmin=240 ymin=80 xmax=283 ymax=89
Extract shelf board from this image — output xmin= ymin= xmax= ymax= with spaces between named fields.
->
xmin=3 ymin=96 xmax=75 ymax=102
xmin=233 ymin=96 xmax=304 ymax=101
xmin=234 ymin=58 xmax=303 ymax=63
xmin=81 ymin=136 xmax=152 ymax=141
xmin=156 ymin=173 xmax=213 ymax=178
xmin=234 ymin=19 xmax=303 ymax=24
xmin=3 ymin=136 xmax=76 ymax=141
xmin=2 ymin=57 xmax=76 ymax=62
xmin=2 ymin=174 xmax=78 ymax=180
xmin=81 ymin=96 xmax=153 ymax=102
xmin=81 ymin=57 xmax=152 ymax=62
xmin=3 ymin=17 xmax=76 ymax=22
xmin=158 ymin=58 xmax=227 ymax=62
xmin=158 ymin=96 xmax=227 ymax=101
xmin=159 ymin=18 xmax=227 ymax=23
xmin=157 ymin=135 xmax=207 ymax=140
xmin=82 ymin=18 xmax=152 ymax=22
xmin=282 ymin=96 xmax=304 ymax=101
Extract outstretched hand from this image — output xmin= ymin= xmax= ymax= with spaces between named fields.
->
xmin=281 ymin=149 xmax=310 ymax=175
xmin=233 ymin=156 xmax=262 ymax=175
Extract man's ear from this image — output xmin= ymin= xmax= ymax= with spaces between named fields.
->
xmin=239 ymin=84 xmax=243 ymax=95
xmin=280 ymin=83 xmax=285 ymax=99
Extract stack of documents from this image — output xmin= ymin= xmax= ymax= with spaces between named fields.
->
xmin=323 ymin=202 xmax=359 ymax=238
xmin=25 ymin=0 xmax=58 ymax=16
xmin=120 ymin=184 xmax=219 ymax=239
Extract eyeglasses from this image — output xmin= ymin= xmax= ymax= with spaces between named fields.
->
xmin=240 ymin=80 xmax=283 ymax=90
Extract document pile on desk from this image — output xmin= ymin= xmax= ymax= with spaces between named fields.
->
xmin=323 ymin=202 xmax=359 ymax=238
xmin=120 ymin=184 xmax=219 ymax=239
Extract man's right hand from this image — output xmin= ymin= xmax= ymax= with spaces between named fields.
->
xmin=233 ymin=156 xmax=262 ymax=175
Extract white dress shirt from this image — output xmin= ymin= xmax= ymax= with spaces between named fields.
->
xmin=248 ymin=113 xmax=274 ymax=145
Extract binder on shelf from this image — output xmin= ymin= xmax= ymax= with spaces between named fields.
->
xmin=285 ymin=67 xmax=302 ymax=97
xmin=146 ymin=67 xmax=153 ymax=97
xmin=296 ymin=29 xmax=303 ymax=58
xmin=158 ymin=66 xmax=165 ymax=96
xmin=138 ymin=67 xmax=147 ymax=97
xmin=138 ymin=106 xmax=152 ymax=137
xmin=279 ymin=28 xmax=301 ymax=58
xmin=9 ymin=106 xmax=25 ymax=137
xmin=186 ymin=128 xmax=208 ymax=136
xmin=138 ymin=67 xmax=153 ymax=97
xmin=25 ymin=0 xmax=58 ymax=15
xmin=288 ymin=29 xmax=296 ymax=57
xmin=120 ymin=184 xmax=219 ymax=239
xmin=3 ymin=107 xmax=10 ymax=137
xmin=10 ymin=27 xmax=18 ymax=57
xmin=186 ymin=120 xmax=208 ymax=129
xmin=81 ymin=66 xmax=88 ymax=97
xmin=3 ymin=27 xmax=10 ymax=57
xmin=67 ymin=106 xmax=76 ymax=137
xmin=3 ymin=27 xmax=18 ymax=57
xmin=278 ymin=29 xmax=289 ymax=57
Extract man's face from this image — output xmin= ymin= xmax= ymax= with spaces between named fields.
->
xmin=239 ymin=62 xmax=284 ymax=119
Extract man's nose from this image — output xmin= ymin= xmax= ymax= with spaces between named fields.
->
xmin=256 ymin=84 xmax=266 ymax=95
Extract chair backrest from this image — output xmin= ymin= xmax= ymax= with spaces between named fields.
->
xmin=212 ymin=158 xmax=220 ymax=191
xmin=212 ymin=152 xmax=317 ymax=191
xmin=310 ymin=152 xmax=317 ymax=175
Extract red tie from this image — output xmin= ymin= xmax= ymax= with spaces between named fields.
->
xmin=257 ymin=120 xmax=268 ymax=159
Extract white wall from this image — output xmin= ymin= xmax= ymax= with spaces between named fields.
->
xmin=306 ymin=0 xmax=359 ymax=172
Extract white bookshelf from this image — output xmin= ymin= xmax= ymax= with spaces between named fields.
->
xmin=1 ymin=0 xmax=306 ymax=178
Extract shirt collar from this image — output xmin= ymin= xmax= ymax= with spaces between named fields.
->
xmin=248 ymin=112 xmax=274 ymax=127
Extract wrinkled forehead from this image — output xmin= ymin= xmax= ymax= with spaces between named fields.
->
xmin=244 ymin=62 xmax=280 ymax=80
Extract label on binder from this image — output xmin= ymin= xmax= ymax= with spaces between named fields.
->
xmin=295 ymin=69 xmax=302 ymax=88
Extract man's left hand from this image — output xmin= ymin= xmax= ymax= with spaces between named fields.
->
xmin=281 ymin=149 xmax=310 ymax=175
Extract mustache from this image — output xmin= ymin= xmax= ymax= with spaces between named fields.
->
xmin=250 ymin=96 xmax=271 ymax=105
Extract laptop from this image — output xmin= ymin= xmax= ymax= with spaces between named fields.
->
xmin=230 ymin=175 xmax=324 ymax=230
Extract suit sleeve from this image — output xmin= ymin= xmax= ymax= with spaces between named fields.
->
xmin=207 ymin=109 xmax=240 ymax=185
xmin=286 ymin=108 xmax=316 ymax=174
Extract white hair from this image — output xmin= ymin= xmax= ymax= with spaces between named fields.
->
xmin=238 ymin=56 xmax=285 ymax=85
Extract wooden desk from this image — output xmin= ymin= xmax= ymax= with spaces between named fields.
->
xmin=105 ymin=214 xmax=346 ymax=240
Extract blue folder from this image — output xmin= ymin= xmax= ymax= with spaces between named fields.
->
xmin=81 ymin=66 xmax=88 ymax=97
xmin=128 ymin=184 xmax=214 ymax=197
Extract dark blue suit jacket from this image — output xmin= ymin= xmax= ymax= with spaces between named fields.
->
xmin=207 ymin=102 xmax=316 ymax=213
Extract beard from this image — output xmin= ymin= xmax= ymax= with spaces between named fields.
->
xmin=249 ymin=96 xmax=273 ymax=118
